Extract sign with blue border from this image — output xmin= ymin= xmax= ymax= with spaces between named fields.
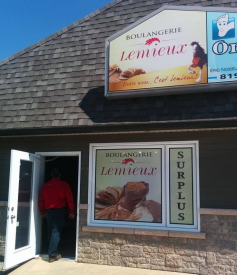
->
xmin=207 ymin=12 xmax=237 ymax=83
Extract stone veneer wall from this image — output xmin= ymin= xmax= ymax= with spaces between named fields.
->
xmin=0 ymin=206 xmax=7 ymax=257
xmin=78 ymin=209 xmax=237 ymax=275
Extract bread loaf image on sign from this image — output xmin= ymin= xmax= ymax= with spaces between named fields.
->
xmin=95 ymin=181 xmax=161 ymax=223
xmin=108 ymin=64 xmax=146 ymax=83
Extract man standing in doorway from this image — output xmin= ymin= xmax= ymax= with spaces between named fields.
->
xmin=39 ymin=167 xmax=75 ymax=263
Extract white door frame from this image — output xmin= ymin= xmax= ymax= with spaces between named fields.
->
xmin=36 ymin=151 xmax=81 ymax=261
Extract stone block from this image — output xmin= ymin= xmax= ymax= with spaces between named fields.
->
xmin=166 ymin=254 xmax=182 ymax=268
xmin=78 ymin=239 xmax=90 ymax=247
xmin=199 ymin=264 xmax=225 ymax=275
xmin=175 ymin=249 xmax=199 ymax=257
xmin=159 ymin=244 xmax=174 ymax=254
xmin=137 ymin=263 xmax=150 ymax=269
xmin=190 ymin=255 xmax=206 ymax=263
xmin=143 ymin=246 xmax=158 ymax=253
xmin=105 ymin=243 xmax=120 ymax=250
xmin=182 ymin=256 xmax=193 ymax=262
xmin=82 ymin=247 xmax=94 ymax=254
xmin=112 ymin=238 xmax=127 ymax=245
xmin=219 ymin=258 xmax=235 ymax=266
xmin=78 ymin=252 xmax=99 ymax=260
xmin=176 ymin=267 xmax=199 ymax=274
xmin=113 ymin=250 xmax=120 ymax=256
xmin=107 ymin=255 xmax=129 ymax=267
xmin=100 ymin=249 xmax=114 ymax=255
xmin=182 ymin=261 xmax=200 ymax=269
xmin=90 ymin=242 xmax=107 ymax=249
xmin=216 ymin=253 xmax=237 ymax=261
xmin=129 ymin=257 xmax=150 ymax=264
xmin=120 ymin=245 xmax=144 ymax=257
xmin=199 ymin=251 xmax=207 ymax=257
xmin=169 ymin=231 xmax=206 ymax=239
xmin=207 ymin=252 xmax=216 ymax=265
xmin=150 ymin=254 xmax=166 ymax=265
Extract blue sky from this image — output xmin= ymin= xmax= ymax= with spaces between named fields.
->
xmin=1 ymin=0 xmax=112 ymax=61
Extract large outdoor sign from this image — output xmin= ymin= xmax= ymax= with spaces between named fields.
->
xmin=105 ymin=6 xmax=237 ymax=98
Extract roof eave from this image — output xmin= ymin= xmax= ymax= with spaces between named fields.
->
xmin=1 ymin=119 xmax=237 ymax=137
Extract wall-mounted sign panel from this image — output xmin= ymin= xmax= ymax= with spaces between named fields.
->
xmin=169 ymin=148 xmax=193 ymax=225
xmin=207 ymin=12 xmax=237 ymax=83
xmin=105 ymin=6 xmax=237 ymax=98
xmin=88 ymin=142 xmax=199 ymax=231
xmin=94 ymin=148 xmax=163 ymax=223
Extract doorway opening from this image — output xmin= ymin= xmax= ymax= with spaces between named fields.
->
xmin=37 ymin=152 xmax=81 ymax=260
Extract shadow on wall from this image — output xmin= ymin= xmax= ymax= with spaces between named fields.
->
xmin=78 ymin=86 xmax=237 ymax=124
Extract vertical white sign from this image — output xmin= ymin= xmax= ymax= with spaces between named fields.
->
xmin=169 ymin=148 xmax=194 ymax=225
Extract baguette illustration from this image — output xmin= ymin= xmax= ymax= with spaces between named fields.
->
xmin=119 ymin=68 xmax=146 ymax=80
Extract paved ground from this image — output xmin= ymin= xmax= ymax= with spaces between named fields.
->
xmin=2 ymin=259 xmax=195 ymax=275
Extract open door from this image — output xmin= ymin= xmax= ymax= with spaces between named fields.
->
xmin=4 ymin=150 xmax=44 ymax=269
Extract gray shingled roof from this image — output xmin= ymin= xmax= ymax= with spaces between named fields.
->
xmin=1 ymin=0 xmax=237 ymax=132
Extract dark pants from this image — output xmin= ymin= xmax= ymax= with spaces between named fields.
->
xmin=46 ymin=208 xmax=66 ymax=257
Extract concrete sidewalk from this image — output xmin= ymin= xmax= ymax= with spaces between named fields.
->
xmin=7 ymin=259 xmax=196 ymax=275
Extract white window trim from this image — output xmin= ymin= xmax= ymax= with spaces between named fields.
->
xmin=88 ymin=141 xmax=200 ymax=232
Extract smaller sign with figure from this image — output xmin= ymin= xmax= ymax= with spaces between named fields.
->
xmin=212 ymin=13 xmax=235 ymax=40
xmin=207 ymin=12 xmax=237 ymax=83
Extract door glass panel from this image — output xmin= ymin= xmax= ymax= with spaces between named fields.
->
xmin=15 ymin=160 xmax=33 ymax=250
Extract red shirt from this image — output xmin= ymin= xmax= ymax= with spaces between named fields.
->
xmin=39 ymin=178 xmax=75 ymax=215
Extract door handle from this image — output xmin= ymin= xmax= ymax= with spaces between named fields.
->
xmin=11 ymin=215 xmax=16 ymax=219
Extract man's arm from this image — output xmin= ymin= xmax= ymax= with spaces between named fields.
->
xmin=39 ymin=187 xmax=46 ymax=216
xmin=64 ymin=182 xmax=75 ymax=216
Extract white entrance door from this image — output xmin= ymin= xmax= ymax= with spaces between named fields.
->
xmin=4 ymin=150 xmax=44 ymax=269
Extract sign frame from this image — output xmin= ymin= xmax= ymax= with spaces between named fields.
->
xmin=166 ymin=144 xmax=199 ymax=230
xmin=88 ymin=141 xmax=200 ymax=232
xmin=105 ymin=5 xmax=237 ymax=99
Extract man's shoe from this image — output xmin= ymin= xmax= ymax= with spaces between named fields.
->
xmin=49 ymin=254 xmax=61 ymax=263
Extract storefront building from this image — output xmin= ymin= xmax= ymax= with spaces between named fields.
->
xmin=1 ymin=0 xmax=237 ymax=274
